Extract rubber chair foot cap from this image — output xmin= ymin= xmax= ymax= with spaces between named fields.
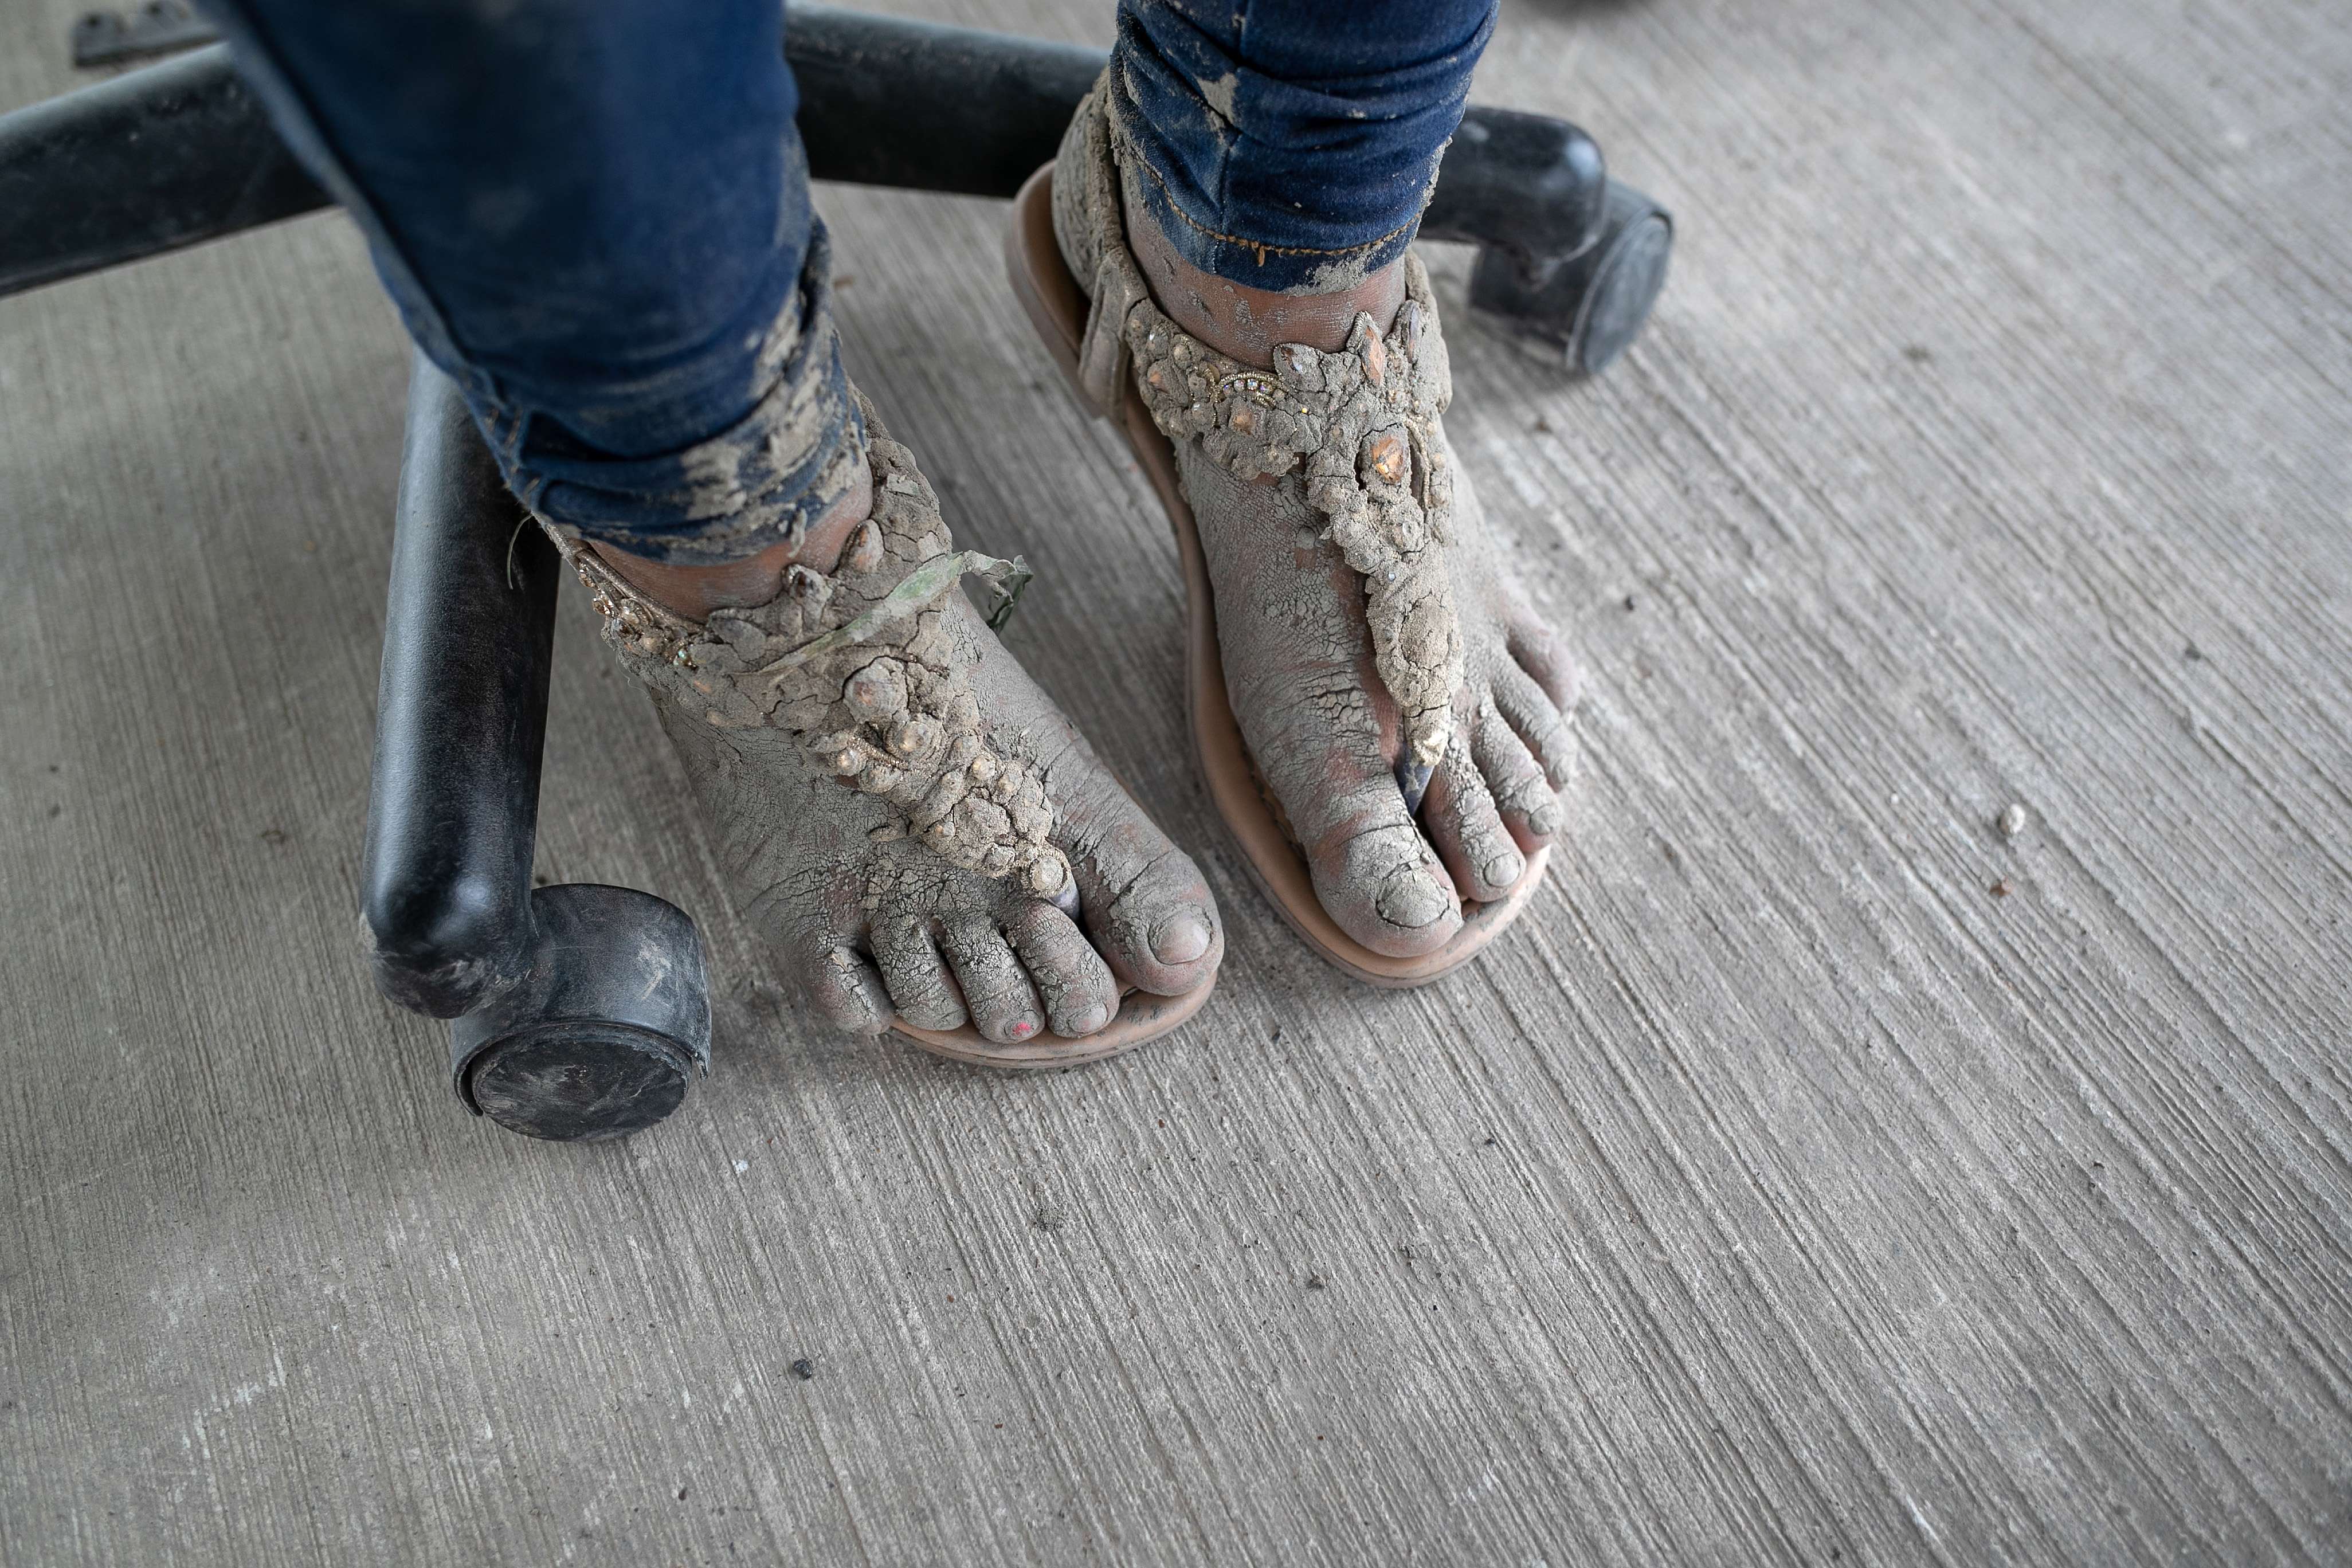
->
xmin=465 ymin=1023 xmax=696 ymax=1142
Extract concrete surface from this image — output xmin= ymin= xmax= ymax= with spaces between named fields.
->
xmin=4 ymin=0 xmax=2349 ymax=1562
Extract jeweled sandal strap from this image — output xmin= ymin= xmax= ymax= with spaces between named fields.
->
xmin=1056 ymin=73 xmax=1465 ymax=775
xmin=1119 ymin=260 xmax=1464 ymax=773
xmin=549 ymin=413 xmax=1071 ymax=900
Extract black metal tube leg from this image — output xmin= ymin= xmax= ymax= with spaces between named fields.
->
xmin=0 ymin=44 xmax=326 ymax=297
xmin=364 ymin=355 xmax=711 ymax=1143
xmin=1468 ymin=179 xmax=1675 ymax=375
xmin=363 ymin=354 xmax=555 ymax=1020
xmin=1422 ymin=107 xmax=1610 ymax=275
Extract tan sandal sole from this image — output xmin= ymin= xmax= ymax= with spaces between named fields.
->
xmin=891 ymin=978 xmax=1212 ymax=1069
xmin=1003 ymin=165 xmax=1548 ymax=990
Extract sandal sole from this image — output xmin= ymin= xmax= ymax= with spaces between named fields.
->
xmin=892 ymin=978 xmax=1213 ymax=1069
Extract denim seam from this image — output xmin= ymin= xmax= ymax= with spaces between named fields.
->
xmin=1215 ymin=0 xmax=1248 ymax=228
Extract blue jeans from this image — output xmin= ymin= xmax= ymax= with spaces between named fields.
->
xmin=1112 ymin=1 xmax=1496 ymax=291
xmin=206 ymin=0 xmax=1494 ymax=563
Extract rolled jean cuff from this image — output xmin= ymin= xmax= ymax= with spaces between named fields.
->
xmin=1105 ymin=5 xmax=1489 ymax=294
xmin=488 ymin=224 xmax=867 ymax=566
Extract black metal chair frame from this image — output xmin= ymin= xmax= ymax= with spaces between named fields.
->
xmin=0 ymin=6 xmax=1672 ymax=1142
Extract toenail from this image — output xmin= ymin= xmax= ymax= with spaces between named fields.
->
xmin=1009 ymin=1018 xmax=1039 ymax=1040
xmin=1480 ymin=853 xmax=1522 ymax=892
xmin=1071 ymin=1003 xmax=1111 ymax=1035
xmin=1149 ymin=912 xmax=1213 ymax=966
xmin=1375 ymin=863 xmax=1453 ymax=930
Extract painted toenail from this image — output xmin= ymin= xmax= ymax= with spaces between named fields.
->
xmin=1375 ymin=863 xmax=1453 ymax=930
xmin=1071 ymin=1003 xmax=1111 ymax=1035
xmin=1009 ymin=1018 xmax=1039 ymax=1040
xmin=1150 ymin=912 xmax=1213 ymax=965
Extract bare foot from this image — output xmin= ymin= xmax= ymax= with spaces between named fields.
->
xmin=1169 ymin=430 xmax=1577 ymax=953
xmin=574 ymin=405 xmax=1221 ymax=1045
xmin=1055 ymin=140 xmax=1581 ymax=960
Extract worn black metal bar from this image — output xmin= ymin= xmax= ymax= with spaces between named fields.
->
xmin=72 ymin=2 xmax=219 ymax=69
xmin=1471 ymin=179 xmax=1673 ymax=374
xmin=0 ymin=42 xmax=324 ymax=296
xmin=1422 ymin=107 xmax=1608 ymax=277
xmin=361 ymin=354 xmax=558 ymax=1021
xmin=1 ymin=7 xmax=1616 ymax=305
xmin=787 ymin=7 xmax=1101 ymax=195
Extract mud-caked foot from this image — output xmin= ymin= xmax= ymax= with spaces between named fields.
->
xmin=1045 ymin=75 xmax=1585 ymax=967
xmin=566 ymin=404 xmax=1220 ymax=1063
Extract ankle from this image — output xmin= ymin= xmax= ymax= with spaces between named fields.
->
xmin=1120 ymin=179 xmax=1406 ymax=369
xmin=591 ymin=454 xmax=873 ymax=621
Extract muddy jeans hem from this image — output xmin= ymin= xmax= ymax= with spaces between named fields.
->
xmin=487 ymin=226 xmax=867 ymax=566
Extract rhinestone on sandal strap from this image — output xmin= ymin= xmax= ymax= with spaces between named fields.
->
xmin=555 ymin=409 xmax=1071 ymax=900
xmin=1120 ymin=257 xmax=1464 ymax=767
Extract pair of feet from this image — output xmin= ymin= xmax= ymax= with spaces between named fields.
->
xmin=587 ymin=201 xmax=1578 ymax=1055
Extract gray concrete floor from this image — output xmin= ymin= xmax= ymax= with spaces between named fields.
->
xmin=6 ymin=0 xmax=2350 ymax=1563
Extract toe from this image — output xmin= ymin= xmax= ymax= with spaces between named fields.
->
xmin=1506 ymin=616 xmax=1583 ymax=711
xmin=794 ymin=944 xmax=894 ymax=1037
xmin=872 ymin=915 xmax=967 ymax=1033
xmin=1232 ymin=662 xmax=1461 ymax=957
xmin=1421 ymin=735 xmax=1528 ymax=904
xmin=1472 ymin=693 xmax=1565 ymax=844
xmin=1052 ymin=767 xmax=1224 ymax=998
xmin=939 ymin=919 xmax=1047 ymax=1046
xmin=1492 ymin=664 xmax=1579 ymax=793
xmin=1003 ymin=903 xmax=1119 ymax=1037
xmin=1310 ymin=787 xmax=1464 ymax=958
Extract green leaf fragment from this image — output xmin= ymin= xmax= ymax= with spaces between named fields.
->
xmin=983 ymin=555 xmax=1034 ymax=632
xmin=756 ymin=550 xmax=1038 ymax=681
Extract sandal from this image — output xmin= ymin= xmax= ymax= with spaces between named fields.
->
xmin=1003 ymin=78 xmax=1551 ymax=989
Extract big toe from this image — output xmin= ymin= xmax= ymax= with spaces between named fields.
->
xmin=1057 ymin=777 xmax=1223 ymax=997
xmin=1310 ymin=809 xmax=1463 ymax=958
